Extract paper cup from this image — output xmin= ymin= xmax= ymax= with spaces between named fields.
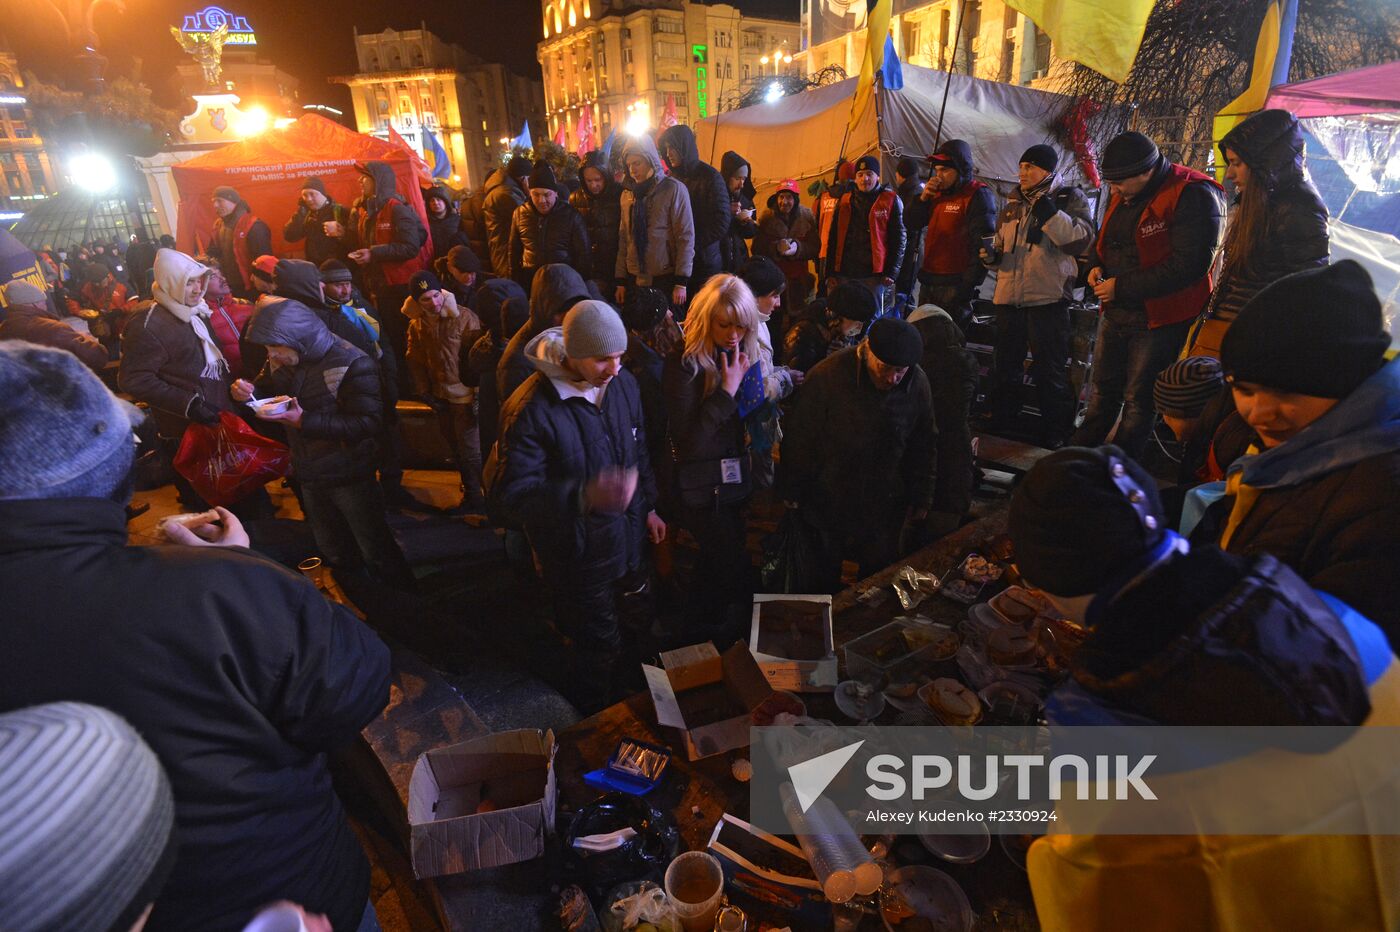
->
xmin=242 ymin=905 xmax=308 ymax=932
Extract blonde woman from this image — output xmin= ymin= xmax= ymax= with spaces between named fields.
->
xmin=663 ymin=273 xmax=761 ymax=640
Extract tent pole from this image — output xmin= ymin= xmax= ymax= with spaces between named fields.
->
xmin=935 ymin=0 xmax=970 ymax=150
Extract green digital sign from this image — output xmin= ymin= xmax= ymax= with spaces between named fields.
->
xmin=693 ymin=44 xmax=708 ymax=119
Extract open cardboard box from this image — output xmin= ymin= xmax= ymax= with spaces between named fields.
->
xmin=643 ymin=641 xmax=774 ymax=760
xmin=406 ymin=728 xmax=556 ymax=878
xmin=749 ymin=594 xmax=837 ymax=692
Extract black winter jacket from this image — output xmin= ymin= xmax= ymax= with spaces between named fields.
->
xmin=282 ymin=199 xmax=352 ymax=267
xmin=509 ymin=198 xmax=592 ymax=282
xmin=1211 ymin=110 xmax=1329 ymax=322
xmin=663 ymin=349 xmax=752 ymax=504
xmin=824 ymin=185 xmax=906 ymax=280
xmin=349 ymin=162 xmax=429 ymax=290
xmin=460 ymin=186 xmax=491 ymax=265
xmin=777 ymin=344 xmax=936 ymax=532
xmin=498 ymin=263 xmax=592 ymax=406
xmin=571 ymin=152 xmax=623 ymax=285
xmin=491 ymin=357 xmax=654 ymax=583
xmin=658 ymin=125 xmax=732 ymax=276
xmin=426 ymin=185 xmax=470 ymax=261
xmin=118 ymin=301 xmax=234 ymax=437
xmin=246 ymin=300 xmax=383 ymax=485
xmin=907 ymin=305 xmax=977 ymax=519
xmin=483 ymin=169 xmax=528 ymax=278
xmin=720 ymin=150 xmax=757 ymax=273
xmin=467 ymin=278 xmax=531 ymax=451
xmin=0 ymin=497 xmax=390 ymax=932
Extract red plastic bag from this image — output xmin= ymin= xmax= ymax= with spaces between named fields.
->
xmin=173 ymin=411 xmax=291 ymax=506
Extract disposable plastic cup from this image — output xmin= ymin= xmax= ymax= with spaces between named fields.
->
xmin=242 ymin=906 xmax=308 ymax=932
xmin=664 ymin=851 xmax=725 ymax=932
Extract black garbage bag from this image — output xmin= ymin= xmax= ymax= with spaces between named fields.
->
xmin=760 ymin=508 xmax=817 ymax=594
xmin=563 ymin=793 xmax=682 ymax=906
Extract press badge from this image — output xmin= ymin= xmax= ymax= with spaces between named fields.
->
xmin=720 ymin=458 xmax=743 ymax=484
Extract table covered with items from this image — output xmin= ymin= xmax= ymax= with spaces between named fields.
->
xmin=400 ymin=508 xmax=1081 ymax=931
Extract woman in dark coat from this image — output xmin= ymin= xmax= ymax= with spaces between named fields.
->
xmin=663 ymin=273 xmax=761 ymax=640
xmin=720 ymin=151 xmax=757 ymax=273
xmin=1195 ymin=109 xmax=1329 ymax=353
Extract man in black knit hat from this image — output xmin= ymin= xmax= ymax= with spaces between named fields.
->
xmin=1071 ymin=131 xmax=1224 ymax=458
xmin=779 ymin=317 xmax=936 ymax=591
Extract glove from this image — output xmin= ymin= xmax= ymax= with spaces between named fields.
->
xmin=1030 ymin=195 xmax=1058 ymax=224
xmin=187 ymin=396 xmax=221 ymax=425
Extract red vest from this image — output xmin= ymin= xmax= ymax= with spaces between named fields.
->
xmin=816 ymin=191 xmax=839 ymax=260
xmin=230 ymin=211 xmax=259 ymax=293
xmin=833 ymin=189 xmax=897 ymax=275
xmin=1096 ymin=163 xmax=1222 ymax=329
xmin=363 ymin=200 xmax=429 ymax=286
xmin=921 ymin=180 xmax=988 ymax=276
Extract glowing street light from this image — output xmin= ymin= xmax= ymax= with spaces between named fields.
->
xmin=233 ymin=104 xmax=271 ymax=137
xmin=70 ymin=152 xmax=117 ymax=192
xmin=765 ymin=83 xmax=784 ymax=104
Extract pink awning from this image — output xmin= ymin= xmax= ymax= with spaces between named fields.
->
xmin=1265 ymin=62 xmax=1400 ymax=118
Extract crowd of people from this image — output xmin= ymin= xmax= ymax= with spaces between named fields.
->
xmin=2 ymin=104 xmax=1398 ymax=931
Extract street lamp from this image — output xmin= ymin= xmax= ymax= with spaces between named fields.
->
xmin=69 ymin=152 xmax=117 ymax=192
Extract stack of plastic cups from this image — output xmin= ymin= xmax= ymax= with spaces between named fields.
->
xmin=780 ymin=783 xmax=883 ymax=903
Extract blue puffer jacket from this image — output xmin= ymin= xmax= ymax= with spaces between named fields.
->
xmin=489 ymin=327 xmax=655 ymax=583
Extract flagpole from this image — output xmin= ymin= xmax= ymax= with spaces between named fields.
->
xmin=934 ymin=0 xmax=970 ymax=150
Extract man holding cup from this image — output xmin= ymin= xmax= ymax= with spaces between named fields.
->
xmin=282 ymin=176 xmax=353 ymax=269
xmin=906 ymin=139 xmax=998 ymax=329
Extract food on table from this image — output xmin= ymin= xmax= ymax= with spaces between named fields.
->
xmin=159 ymin=509 xmax=220 ymax=530
xmin=902 ymin=623 xmax=960 ymax=660
xmin=940 ymin=578 xmax=983 ymax=604
xmin=989 ymin=586 xmax=1054 ymax=627
xmin=884 ymin=680 xmax=920 ymax=699
xmin=922 ymin=678 xmax=982 ymax=725
xmin=960 ymin=553 xmax=1004 ymax=584
xmin=980 ymin=681 xmax=1043 ymax=726
xmin=988 ymin=628 xmax=1038 ymax=667
xmin=750 ymin=690 xmax=806 ymax=726
xmin=835 ymin=679 xmax=887 ymax=721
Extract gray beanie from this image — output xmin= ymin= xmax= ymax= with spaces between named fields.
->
xmin=1 ymin=279 xmax=46 ymax=307
xmin=562 ymin=300 xmax=628 ymax=359
xmin=0 ymin=341 xmax=136 ymax=501
xmin=0 ymin=703 xmax=177 ymax=932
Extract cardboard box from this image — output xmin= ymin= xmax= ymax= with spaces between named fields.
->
xmin=406 ymin=729 xmax=556 ymax=878
xmin=707 ymin=813 xmax=831 ymax=930
xmin=643 ymin=642 xmax=774 ymax=760
xmin=749 ymin=595 xmax=837 ymax=692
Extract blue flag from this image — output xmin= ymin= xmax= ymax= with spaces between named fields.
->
xmin=600 ymin=128 xmax=617 ymax=165
xmin=880 ymin=33 xmax=903 ymax=90
xmin=734 ymin=362 xmax=767 ymax=419
xmin=510 ymin=120 xmax=532 ymax=152
xmin=423 ymin=127 xmax=452 ymax=179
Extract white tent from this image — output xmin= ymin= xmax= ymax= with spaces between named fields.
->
xmin=694 ymin=63 xmax=1090 ymax=204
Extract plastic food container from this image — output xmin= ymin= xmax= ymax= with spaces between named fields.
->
xmin=918 ymin=819 xmax=992 ymax=864
xmin=248 ymin=395 xmax=293 ymax=416
xmin=844 ymin=618 xmax=958 ymax=687
xmin=988 ymin=586 xmax=1053 ymax=629
xmin=978 ymin=680 xmax=1044 ymax=726
xmin=881 ymin=865 xmax=973 ymax=932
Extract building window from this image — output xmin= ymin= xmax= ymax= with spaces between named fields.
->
xmin=622 ymin=47 xmax=633 ymax=64
xmin=742 ymin=63 xmax=750 ymax=80
xmin=715 ymin=30 xmax=731 ymax=48
xmin=658 ymin=19 xmax=683 ymax=34
xmin=742 ymin=32 xmax=762 ymax=50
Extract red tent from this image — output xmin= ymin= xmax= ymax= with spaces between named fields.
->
xmin=1264 ymin=61 xmax=1400 ymax=118
xmin=171 ymin=114 xmax=433 ymax=260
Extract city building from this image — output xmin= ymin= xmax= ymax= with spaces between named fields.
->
xmin=537 ymin=0 xmax=801 ymax=147
xmin=174 ymin=5 xmax=301 ymax=116
xmin=0 ymin=50 xmax=60 ymax=215
xmin=332 ymin=25 xmax=546 ymax=192
xmin=802 ymin=0 xmax=1061 ymax=92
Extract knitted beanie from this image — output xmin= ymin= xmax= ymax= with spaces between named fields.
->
xmin=318 ymin=259 xmax=353 ymax=284
xmin=1019 ymin=144 xmax=1059 ymax=174
xmin=250 ymin=254 xmax=278 ymax=284
xmin=0 ymin=341 xmax=136 ymax=501
xmin=866 ymin=317 xmax=923 ymax=368
xmin=563 ymin=300 xmax=628 ymax=359
xmin=300 ymin=176 xmax=327 ymax=196
xmin=529 ymin=161 xmax=558 ymax=192
xmin=0 ymin=703 xmax=176 ymax=932
xmin=1221 ymin=260 xmax=1389 ymax=399
xmin=1 ymin=279 xmax=46 ymax=307
xmin=409 ymin=270 xmax=445 ymax=302
xmin=829 ymin=281 xmax=878 ymax=323
xmin=1101 ymin=132 xmax=1161 ymax=181
xmin=1153 ymin=356 xmax=1224 ymax=419
xmin=1009 ymin=445 xmax=1166 ymax=596
xmin=621 ymin=286 xmax=671 ymax=333
xmin=896 ymin=157 xmax=920 ymax=180
xmin=854 ymin=155 xmax=881 ymax=176
xmin=447 ymin=244 xmax=483 ymax=275
xmin=211 ymin=185 xmax=240 ymax=203
xmin=737 ymin=256 xmax=787 ymax=298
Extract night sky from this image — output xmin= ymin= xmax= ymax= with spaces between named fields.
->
xmin=4 ymin=0 xmax=799 ymax=115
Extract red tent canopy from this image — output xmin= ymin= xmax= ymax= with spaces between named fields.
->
xmin=1264 ymin=61 xmax=1400 ymax=119
xmin=171 ymin=114 xmax=432 ymax=260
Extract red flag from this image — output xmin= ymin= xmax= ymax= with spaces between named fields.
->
xmin=660 ymin=93 xmax=679 ymax=129
xmin=388 ymin=126 xmax=435 ymax=187
xmin=553 ymin=122 xmax=568 ymax=148
xmin=576 ymin=107 xmax=596 ymax=156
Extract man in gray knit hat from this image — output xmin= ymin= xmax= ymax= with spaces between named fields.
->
xmin=0 ymin=342 xmax=392 ymax=931
xmin=0 ymin=702 xmax=176 ymax=932
xmin=488 ymin=300 xmax=662 ymax=713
